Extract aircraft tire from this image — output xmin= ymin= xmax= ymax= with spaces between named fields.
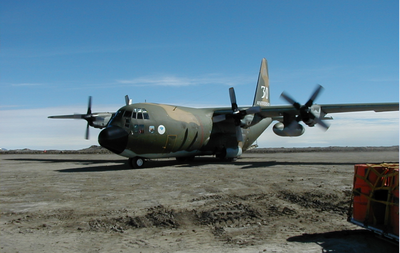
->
xmin=129 ymin=157 xmax=145 ymax=169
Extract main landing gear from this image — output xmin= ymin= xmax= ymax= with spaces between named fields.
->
xmin=129 ymin=157 xmax=145 ymax=169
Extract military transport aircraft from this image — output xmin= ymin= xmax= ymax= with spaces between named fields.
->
xmin=49 ymin=59 xmax=399 ymax=168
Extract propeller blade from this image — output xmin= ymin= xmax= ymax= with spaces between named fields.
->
xmin=229 ymin=87 xmax=239 ymax=114
xmin=312 ymin=113 xmax=330 ymax=130
xmin=306 ymin=84 xmax=323 ymax=107
xmin=84 ymin=96 xmax=94 ymax=139
xmin=280 ymin=92 xmax=301 ymax=110
xmin=85 ymin=122 xmax=90 ymax=139
xmin=87 ymin=96 xmax=92 ymax=115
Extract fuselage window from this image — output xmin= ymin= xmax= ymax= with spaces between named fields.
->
xmin=123 ymin=111 xmax=132 ymax=128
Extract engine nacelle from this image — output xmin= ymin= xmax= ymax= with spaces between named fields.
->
xmin=273 ymin=122 xmax=305 ymax=137
xmin=90 ymin=113 xmax=114 ymax=129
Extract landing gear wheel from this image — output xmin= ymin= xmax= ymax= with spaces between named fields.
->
xmin=129 ymin=157 xmax=145 ymax=169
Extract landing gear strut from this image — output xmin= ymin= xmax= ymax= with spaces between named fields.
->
xmin=129 ymin=157 xmax=145 ymax=169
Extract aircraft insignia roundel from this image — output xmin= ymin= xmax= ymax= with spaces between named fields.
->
xmin=158 ymin=125 xmax=166 ymax=135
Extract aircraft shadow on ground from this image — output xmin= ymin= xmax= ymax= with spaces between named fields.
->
xmin=286 ymin=229 xmax=398 ymax=253
xmin=6 ymin=157 xmax=360 ymax=173
xmin=4 ymin=158 xmax=129 ymax=173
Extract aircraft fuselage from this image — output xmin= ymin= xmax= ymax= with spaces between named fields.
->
xmin=98 ymin=103 xmax=272 ymax=159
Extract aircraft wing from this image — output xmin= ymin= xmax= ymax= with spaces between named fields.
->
xmin=212 ymin=102 xmax=398 ymax=130
xmin=49 ymin=111 xmax=114 ymax=139
xmin=257 ymin=102 xmax=399 ymax=118
xmin=48 ymin=112 xmax=114 ymax=128
xmin=212 ymin=102 xmax=398 ymax=118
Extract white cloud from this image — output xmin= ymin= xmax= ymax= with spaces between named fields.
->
xmin=116 ymin=74 xmax=253 ymax=87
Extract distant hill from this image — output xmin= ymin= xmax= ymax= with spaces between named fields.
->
xmin=0 ymin=145 xmax=112 ymax=154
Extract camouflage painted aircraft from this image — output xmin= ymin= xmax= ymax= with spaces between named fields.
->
xmin=49 ymin=59 xmax=399 ymax=168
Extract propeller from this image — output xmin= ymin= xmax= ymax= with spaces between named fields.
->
xmin=82 ymin=96 xmax=95 ymax=139
xmin=280 ymin=84 xmax=329 ymax=130
xmin=49 ymin=96 xmax=114 ymax=140
xmin=70 ymin=96 xmax=96 ymax=139
xmin=228 ymin=87 xmax=261 ymax=142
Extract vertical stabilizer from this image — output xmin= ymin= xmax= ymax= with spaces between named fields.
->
xmin=253 ymin=58 xmax=270 ymax=107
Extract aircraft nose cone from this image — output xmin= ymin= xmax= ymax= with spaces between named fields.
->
xmin=98 ymin=126 xmax=128 ymax=154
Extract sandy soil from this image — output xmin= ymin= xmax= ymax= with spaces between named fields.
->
xmin=1 ymin=150 xmax=398 ymax=252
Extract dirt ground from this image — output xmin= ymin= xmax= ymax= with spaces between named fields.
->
xmin=1 ymin=150 xmax=399 ymax=252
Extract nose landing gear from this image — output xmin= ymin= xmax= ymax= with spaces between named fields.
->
xmin=129 ymin=157 xmax=145 ymax=169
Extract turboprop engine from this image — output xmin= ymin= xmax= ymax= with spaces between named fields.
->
xmin=273 ymin=122 xmax=305 ymax=137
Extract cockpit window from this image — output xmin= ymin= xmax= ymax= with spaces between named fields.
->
xmin=143 ymin=109 xmax=149 ymax=119
xmin=123 ymin=111 xmax=132 ymax=117
xmin=137 ymin=108 xmax=143 ymax=119
xmin=108 ymin=110 xmax=123 ymax=126
xmin=131 ymin=108 xmax=150 ymax=120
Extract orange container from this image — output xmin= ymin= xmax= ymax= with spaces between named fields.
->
xmin=353 ymin=164 xmax=386 ymax=223
xmin=353 ymin=163 xmax=399 ymax=235
xmin=353 ymin=164 xmax=372 ymax=222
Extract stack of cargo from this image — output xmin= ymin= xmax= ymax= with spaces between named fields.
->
xmin=349 ymin=163 xmax=399 ymax=241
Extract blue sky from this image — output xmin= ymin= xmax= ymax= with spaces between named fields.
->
xmin=1 ymin=1 xmax=398 ymax=150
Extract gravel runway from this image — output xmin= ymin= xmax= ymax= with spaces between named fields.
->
xmin=1 ymin=149 xmax=398 ymax=252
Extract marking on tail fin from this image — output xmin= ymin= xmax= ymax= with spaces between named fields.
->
xmin=253 ymin=58 xmax=270 ymax=107
xmin=261 ymin=85 xmax=268 ymax=99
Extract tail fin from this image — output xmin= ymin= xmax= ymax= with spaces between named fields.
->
xmin=253 ymin=58 xmax=270 ymax=107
